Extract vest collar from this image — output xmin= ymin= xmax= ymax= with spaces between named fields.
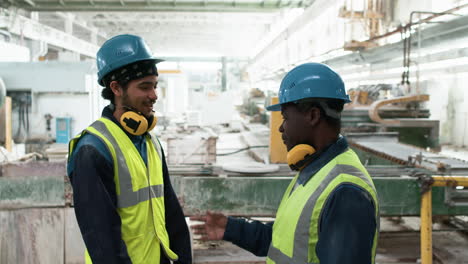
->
xmin=297 ymin=136 xmax=349 ymax=186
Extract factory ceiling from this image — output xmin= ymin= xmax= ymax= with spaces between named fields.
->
xmin=1 ymin=0 xmax=314 ymax=57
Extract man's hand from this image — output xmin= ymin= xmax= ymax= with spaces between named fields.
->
xmin=189 ymin=211 xmax=228 ymax=241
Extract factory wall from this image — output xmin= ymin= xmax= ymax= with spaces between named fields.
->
xmin=160 ymin=74 xmax=189 ymax=120
xmin=422 ymin=73 xmax=468 ymax=147
xmin=30 ymin=93 xmax=91 ymax=140
xmin=0 ymin=61 xmax=104 ymax=142
xmin=449 ymin=74 xmax=468 ymax=147
xmin=0 ymin=42 xmax=30 ymax=62
xmin=0 ymin=61 xmax=94 ymax=93
xmin=189 ymin=89 xmax=237 ymax=126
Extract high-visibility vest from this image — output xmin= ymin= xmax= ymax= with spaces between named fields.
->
xmin=69 ymin=117 xmax=178 ymax=264
xmin=266 ymin=148 xmax=379 ymax=264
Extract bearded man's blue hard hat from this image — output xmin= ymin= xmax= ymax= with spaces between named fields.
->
xmin=266 ymin=63 xmax=351 ymax=111
xmin=96 ymin=34 xmax=163 ymax=86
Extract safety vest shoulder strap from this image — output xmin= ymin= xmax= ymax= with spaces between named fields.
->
xmin=148 ymin=133 xmax=163 ymax=160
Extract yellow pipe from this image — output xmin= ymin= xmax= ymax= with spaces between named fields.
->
xmin=159 ymin=69 xmax=182 ymax=74
xmin=420 ymin=176 xmax=468 ymax=263
xmin=431 ymin=176 xmax=468 ymax=187
xmin=421 ymin=188 xmax=433 ymax=264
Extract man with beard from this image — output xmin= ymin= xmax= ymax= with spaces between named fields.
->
xmin=191 ymin=63 xmax=379 ymax=264
xmin=67 ymin=34 xmax=191 ymax=264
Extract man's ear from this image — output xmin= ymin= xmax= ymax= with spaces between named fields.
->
xmin=110 ymin=81 xmax=123 ymax=97
xmin=307 ymin=107 xmax=321 ymax=127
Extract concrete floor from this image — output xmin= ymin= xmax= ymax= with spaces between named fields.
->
xmin=377 ymin=217 xmax=468 ymax=264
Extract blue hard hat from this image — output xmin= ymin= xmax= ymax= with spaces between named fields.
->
xmin=266 ymin=63 xmax=351 ymax=111
xmin=96 ymin=34 xmax=163 ymax=86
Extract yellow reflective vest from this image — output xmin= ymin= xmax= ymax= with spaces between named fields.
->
xmin=266 ymin=148 xmax=379 ymax=264
xmin=69 ymin=117 xmax=178 ymax=264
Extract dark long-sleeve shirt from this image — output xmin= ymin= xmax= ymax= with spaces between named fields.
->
xmin=223 ymin=137 xmax=377 ymax=264
xmin=67 ymin=106 xmax=192 ymax=264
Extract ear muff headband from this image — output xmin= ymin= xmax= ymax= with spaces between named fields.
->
xmin=287 ymin=144 xmax=316 ymax=171
xmin=147 ymin=115 xmax=158 ymax=132
xmin=120 ymin=111 xmax=157 ymax=136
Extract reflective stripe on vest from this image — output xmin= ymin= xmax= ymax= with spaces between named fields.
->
xmin=88 ymin=120 xmax=163 ymax=208
xmin=267 ymin=163 xmax=378 ymax=264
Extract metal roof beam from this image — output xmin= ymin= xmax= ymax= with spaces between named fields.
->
xmin=0 ymin=11 xmax=98 ymax=57
xmin=323 ymin=14 xmax=468 ymax=68
xmin=8 ymin=1 xmax=305 ymax=12
xmin=52 ymin=11 xmax=108 ymax=39
xmin=23 ymin=0 xmax=36 ymax=7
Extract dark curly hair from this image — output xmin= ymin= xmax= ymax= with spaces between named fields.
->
xmin=100 ymin=70 xmax=130 ymax=105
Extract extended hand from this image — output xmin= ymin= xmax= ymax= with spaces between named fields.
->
xmin=189 ymin=211 xmax=228 ymax=241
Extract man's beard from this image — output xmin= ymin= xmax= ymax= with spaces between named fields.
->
xmin=121 ymin=91 xmax=132 ymax=110
xmin=121 ymin=91 xmax=153 ymax=118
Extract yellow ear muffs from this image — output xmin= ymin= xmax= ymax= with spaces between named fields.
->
xmin=147 ymin=114 xmax=157 ymax=132
xmin=287 ymin=144 xmax=316 ymax=171
xmin=120 ymin=110 xmax=158 ymax=136
xmin=120 ymin=111 xmax=149 ymax=136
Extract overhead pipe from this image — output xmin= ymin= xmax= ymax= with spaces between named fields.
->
xmin=31 ymin=40 xmax=48 ymax=61
xmin=368 ymin=94 xmax=429 ymax=125
xmin=401 ymin=11 xmax=463 ymax=85
xmin=368 ymin=3 xmax=468 ymax=42
xmin=320 ymin=3 xmax=468 ymax=69
xmin=323 ymin=13 xmax=468 ymax=69
xmin=369 ymin=6 xmax=468 ymax=85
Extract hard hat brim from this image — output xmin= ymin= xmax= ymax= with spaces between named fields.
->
xmin=266 ymin=96 xmax=352 ymax=112
xmin=266 ymin=103 xmax=282 ymax=112
xmin=153 ymin=58 xmax=165 ymax=64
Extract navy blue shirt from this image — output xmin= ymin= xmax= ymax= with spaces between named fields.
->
xmin=223 ymin=137 xmax=377 ymax=264
xmin=67 ymin=105 xmax=192 ymax=264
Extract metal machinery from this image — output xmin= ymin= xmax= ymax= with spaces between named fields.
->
xmin=171 ymin=139 xmax=468 ymax=217
xmin=171 ymin=95 xmax=468 ymax=216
